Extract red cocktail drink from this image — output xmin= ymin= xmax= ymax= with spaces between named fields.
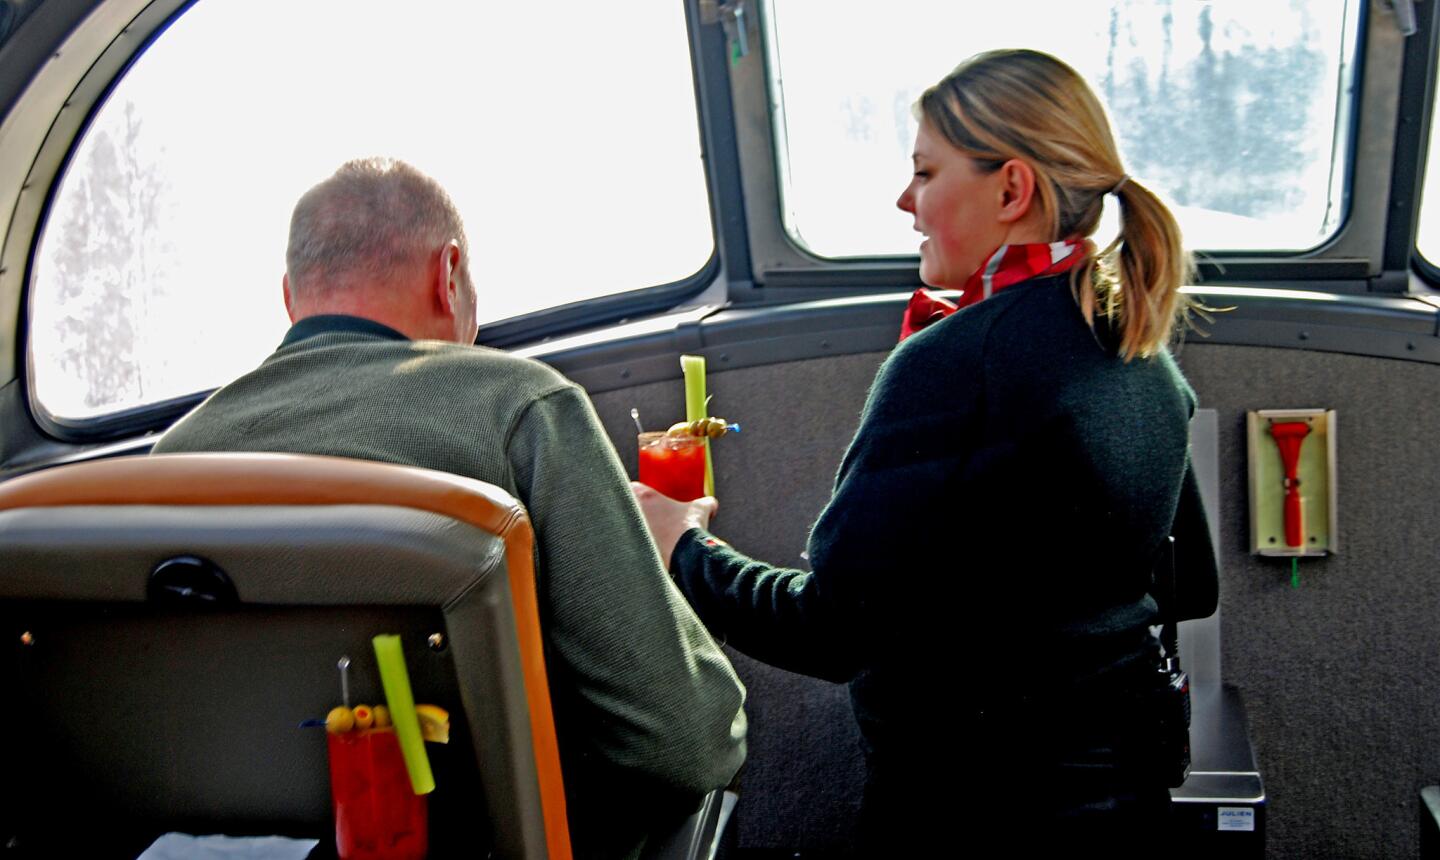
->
xmin=638 ymin=431 xmax=707 ymax=501
xmin=327 ymin=728 xmax=428 ymax=860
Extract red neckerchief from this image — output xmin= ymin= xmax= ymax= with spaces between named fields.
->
xmin=899 ymin=239 xmax=1088 ymax=341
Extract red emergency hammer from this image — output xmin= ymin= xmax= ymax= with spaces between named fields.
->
xmin=1269 ymin=421 xmax=1312 ymax=548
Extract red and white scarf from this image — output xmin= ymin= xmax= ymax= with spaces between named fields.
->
xmin=899 ymin=239 xmax=1088 ymax=341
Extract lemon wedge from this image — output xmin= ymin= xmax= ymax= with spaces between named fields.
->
xmin=414 ymin=704 xmax=450 ymax=744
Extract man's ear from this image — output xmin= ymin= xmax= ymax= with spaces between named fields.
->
xmin=433 ymin=240 xmax=463 ymax=317
xmin=283 ymin=274 xmax=299 ymax=323
xmin=996 ymin=158 xmax=1038 ymax=225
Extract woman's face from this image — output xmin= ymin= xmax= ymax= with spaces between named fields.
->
xmin=896 ymin=119 xmax=1010 ymax=290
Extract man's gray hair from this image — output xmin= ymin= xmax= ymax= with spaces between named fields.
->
xmin=286 ymin=158 xmax=469 ymax=292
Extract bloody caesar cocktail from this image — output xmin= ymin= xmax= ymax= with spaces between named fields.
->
xmin=327 ymin=728 xmax=427 ymax=860
xmin=638 ymin=431 xmax=707 ymax=501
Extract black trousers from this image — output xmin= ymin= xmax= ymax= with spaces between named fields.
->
xmin=859 ymin=738 xmax=1174 ymax=856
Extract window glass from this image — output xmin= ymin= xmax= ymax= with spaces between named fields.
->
xmin=30 ymin=0 xmax=712 ymax=420
xmin=767 ymin=0 xmax=1360 ymax=258
xmin=1417 ymin=82 xmax=1440 ymax=268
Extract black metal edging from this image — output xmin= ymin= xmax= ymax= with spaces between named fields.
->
xmin=761 ymin=260 xmax=1375 ymax=291
xmin=540 ymin=286 xmax=1440 ymax=398
xmin=17 ymin=0 xmax=198 ymax=445
xmin=21 ymin=0 xmax=726 ymax=435
xmin=1406 ymin=0 xmax=1440 ymax=283
xmin=686 ymin=0 xmax=753 ymax=290
xmin=475 ymin=258 xmax=720 ymax=351
xmin=7 ymin=285 xmax=1440 ymax=475
xmin=1390 ymin=0 xmax=1440 ymax=273
xmin=480 ymin=0 xmax=754 ymax=352
xmin=459 ymin=4 xmax=742 ymax=352
xmin=734 ymin=0 xmax=1381 ymax=298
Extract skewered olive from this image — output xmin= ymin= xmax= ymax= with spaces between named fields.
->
xmin=326 ymin=706 xmax=356 ymax=734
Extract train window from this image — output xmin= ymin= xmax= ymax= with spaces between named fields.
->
xmin=28 ymin=0 xmax=711 ymax=422
xmin=1418 ymin=84 xmax=1440 ymax=270
xmin=766 ymin=0 xmax=1360 ymax=259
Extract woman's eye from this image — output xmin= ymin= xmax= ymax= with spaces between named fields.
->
xmin=913 ymin=170 xmax=929 ymax=179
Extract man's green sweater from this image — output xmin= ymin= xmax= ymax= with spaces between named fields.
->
xmin=155 ymin=315 xmax=746 ymax=859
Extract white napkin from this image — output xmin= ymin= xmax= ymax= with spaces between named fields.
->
xmin=136 ymin=833 xmax=319 ymax=860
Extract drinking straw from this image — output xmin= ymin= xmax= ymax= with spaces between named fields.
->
xmin=337 ymin=656 xmax=351 ymax=708
xmin=372 ymin=634 xmax=435 ymax=795
xmin=681 ymin=355 xmax=714 ymax=495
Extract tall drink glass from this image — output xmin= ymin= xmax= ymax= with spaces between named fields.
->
xmin=637 ymin=431 xmax=707 ymax=501
xmin=327 ymin=728 xmax=428 ymax=860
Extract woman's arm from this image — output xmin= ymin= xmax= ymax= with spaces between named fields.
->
xmin=630 ymin=482 xmax=718 ymax=563
xmin=639 ymin=329 xmax=985 ymax=683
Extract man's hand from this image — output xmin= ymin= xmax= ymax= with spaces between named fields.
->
xmin=630 ymin=482 xmax=719 ymax=567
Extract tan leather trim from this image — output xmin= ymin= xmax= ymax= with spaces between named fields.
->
xmin=0 ymin=452 xmax=572 ymax=859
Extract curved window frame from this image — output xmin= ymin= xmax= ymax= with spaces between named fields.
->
xmin=718 ymin=0 xmax=1401 ymax=295
xmin=1407 ymin=0 xmax=1440 ymax=285
xmin=1 ymin=0 xmax=1435 ymax=455
xmin=11 ymin=0 xmax=724 ymax=441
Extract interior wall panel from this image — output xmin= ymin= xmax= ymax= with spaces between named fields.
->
xmin=589 ymin=341 xmax=1440 ymax=859
xmin=1178 ymin=343 xmax=1440 ymax=860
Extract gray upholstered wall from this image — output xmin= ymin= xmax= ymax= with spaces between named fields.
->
xmin=590 ymin=342 xmax=1440 ymax=858
xmin=1178 ymin=343 xmax=1440 ymax=860
xmin=592 ymin=355 xmax=878 ymax=854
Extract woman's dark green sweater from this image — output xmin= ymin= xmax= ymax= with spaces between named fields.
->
xmin=672 ymin=274 xmax=1218 ymax=799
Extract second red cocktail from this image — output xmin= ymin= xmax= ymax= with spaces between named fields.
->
xmin=328 ymin=728 xmax=427 ymax=860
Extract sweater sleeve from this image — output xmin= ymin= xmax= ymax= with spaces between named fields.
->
xmin=670 ymin=528 xmax=858 ymax=682
xmin=1172 ymin=457 xmax=1220 ymax=621
xmin=673 ymin=330 xmax=984 ymax=683
xmin=506 ymin=385 xmax=746 ymax=800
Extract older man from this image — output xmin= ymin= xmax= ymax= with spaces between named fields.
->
xmin=154 ymin=158 xmax=746 ymax=859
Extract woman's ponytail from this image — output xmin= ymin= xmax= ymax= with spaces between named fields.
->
xmin=1076 ymin=177 xmax=1192 ymax=361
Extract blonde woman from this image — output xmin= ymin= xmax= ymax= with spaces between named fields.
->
xmin=633 ymin=50 xmax=1218 ymax=853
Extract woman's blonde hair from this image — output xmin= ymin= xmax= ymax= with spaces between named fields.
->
xmin=917 ymin=49 xmax=1191 ymax=360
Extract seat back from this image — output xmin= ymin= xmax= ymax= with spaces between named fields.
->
xmin=0 ymin=452 xmax=571 ymax=859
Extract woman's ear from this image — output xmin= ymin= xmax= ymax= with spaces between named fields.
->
xmin=996 ymin=158 xmax=1037 ymax=224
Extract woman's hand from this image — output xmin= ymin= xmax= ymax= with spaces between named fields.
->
xmin=630 ymin=482 xmax=719 ymax=567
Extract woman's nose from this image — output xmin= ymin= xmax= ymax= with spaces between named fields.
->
xmin=896 ymin=185 xmax=914 ymax=213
